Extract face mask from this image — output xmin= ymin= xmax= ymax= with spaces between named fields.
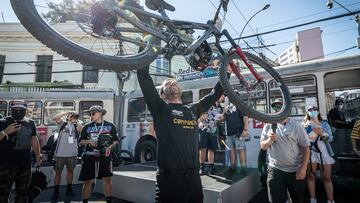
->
xmin=12 ymin=109 xmax=26 ymax=121
xmin=308 ymin=111 xmax=318 ymax=119
xmin=338 ymin=104 xmax=344 ymax=110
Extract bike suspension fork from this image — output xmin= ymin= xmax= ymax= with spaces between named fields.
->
xmin=221 ymin=29 xmax=263 ymax=81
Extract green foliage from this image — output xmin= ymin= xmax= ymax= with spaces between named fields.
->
xmin=42 ymin=0 xmax=97 ymax=23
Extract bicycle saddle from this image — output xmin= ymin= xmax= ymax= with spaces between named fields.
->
xmin=145 ymin=0 xmax=175 ymax=12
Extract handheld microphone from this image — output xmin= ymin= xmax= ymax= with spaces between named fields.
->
xmin=271 ymin=123 xmax=277 ymax=143
xmin=271 ymin=123 xmax=277 ymax=133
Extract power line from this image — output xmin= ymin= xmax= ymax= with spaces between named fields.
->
xmin=230 ymin=0 xmax=277 ymax=56
xmin=257 ymin=17 xmax=354 ymax=43
xmin=254 ymin=2 xmax=360 ymax=31
xmin=219 ymin=9 xmax=360 ymax=43
xmin=206 ymin=0 xmax=261 ymax=55
xmin=2 ymin=67 xmax=172 ymax=78
xmin=324 ymin=45 xmax=357 ymax=56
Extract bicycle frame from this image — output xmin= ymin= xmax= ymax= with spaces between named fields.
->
xmin=114 ymin=1 xmax=263 ymax=82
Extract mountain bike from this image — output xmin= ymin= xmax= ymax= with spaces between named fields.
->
xmin=10 ymin=0 xmax=292 ymax=123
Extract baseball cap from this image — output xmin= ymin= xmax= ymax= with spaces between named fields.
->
xmin=86 ymin=105 xmax=107 ymax=115
xmin=307 ymin=105 xmax=318 ymax=111
xmin=271 ymin=98 xmax=283 ymax=108
xmin=9 ymin=100 xmax=27 ymax=109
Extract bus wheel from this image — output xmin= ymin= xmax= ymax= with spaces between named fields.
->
xmin=135 ymin=140 xmax=157 ymax=163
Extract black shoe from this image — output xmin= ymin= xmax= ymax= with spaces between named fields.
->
xmin=209 ymin=167 xmax=218 ymax=175
xmin=239 ymin=168 xmax=247 ymax=176
xmin=51 ymin=192 xmax=59 ymax=201
xmin=65 ymin=188 xmax=75 ymax=196
xmin=200 ymin=169 xmax=207 ymax=176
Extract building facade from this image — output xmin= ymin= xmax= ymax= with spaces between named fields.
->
xmin=278 ymin=27 xmax=324 ymax=66
xmin=0 ymin=22 xmax=190 ymax=94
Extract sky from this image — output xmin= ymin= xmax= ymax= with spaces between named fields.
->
xmin=1 ymin=0 xmax=360 ymax=61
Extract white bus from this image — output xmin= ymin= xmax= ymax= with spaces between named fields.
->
xmin=1 ymin=54 xmax=359 ymax=169
xmin=0 ymin=87 xmax=118 ymax=150
xmin=121 ymin=53 xmax=360 ymax=168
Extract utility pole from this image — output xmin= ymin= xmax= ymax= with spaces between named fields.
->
xmin=355 ymin=14 xmax=360 ymax=48
xmin=1 ymin=12 xmax=5 ymax=23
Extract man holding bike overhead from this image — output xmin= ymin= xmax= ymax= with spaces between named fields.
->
xmin=137 ymin=65 xmax=228 ymax=203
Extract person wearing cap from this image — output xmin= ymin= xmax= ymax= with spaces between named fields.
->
xmin=0 ymin=100 xmax=41 ymax=202
xmin=260 ymin=98 xmax=310 ymax=203
xmin=223 ymin=90 xmax=249 ymax=174
xmin=78 ymin=105 xmax=119 ymax=203
xmin=328 ymin=98 xmax=354 ymax=154
xmin=51 ymin=111 xmax=83 ymax=200
xmin=303 ymin=105 xmax=335 ymax=203
xmin=137 ymin=65 xmax=227 ymax=203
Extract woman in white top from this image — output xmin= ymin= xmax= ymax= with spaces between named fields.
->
xmin=303 ymin=105 xmax=335 ymax=203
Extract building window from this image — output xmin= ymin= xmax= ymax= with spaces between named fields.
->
xmin=0 ymin=55 xmax=5 ymax=84
xmin=79 ymin=101 xmax=103 ymax=123
xmin=35 ymin=55 xmax=53 ymax=82
xmin=83 ymin=65 xmax=98 ymax=83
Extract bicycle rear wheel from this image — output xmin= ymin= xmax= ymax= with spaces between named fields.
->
xmin=219 ymin=51 xmax=292 ymax=123
xmin=10 ymin=0 xmax=160 ymax=71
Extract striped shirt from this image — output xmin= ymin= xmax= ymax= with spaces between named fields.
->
xmin=351 ymin=120 xmax=360 ymax=140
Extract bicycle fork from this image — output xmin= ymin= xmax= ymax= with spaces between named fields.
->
xmin=217 ymin=29 xmax=263 ymax=83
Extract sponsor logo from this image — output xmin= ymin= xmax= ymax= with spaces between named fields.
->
xmin=173 ymin=118 xmax=197 ymax=129
xmin=171 ymin=110 xmax=184 ymax=117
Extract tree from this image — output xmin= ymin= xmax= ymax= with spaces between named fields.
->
xmin=42 ymin=0 xmax=96 ymax=23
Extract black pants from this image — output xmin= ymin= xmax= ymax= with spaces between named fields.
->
xmin=267 ymin=167 xmax=305 ymax=203
xmin=155 ymin=168 xmax=203 ymax=203
xmin=332 ymin=128 xmax=353 ymax=154
xmin=0 ymin=161 xmax=31 ymax=203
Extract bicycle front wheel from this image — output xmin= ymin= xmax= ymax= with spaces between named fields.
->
xmin=10 ymin=0 xmax=160 ymax=71
xmin=219 ymin=51 xmax=292 ymax=123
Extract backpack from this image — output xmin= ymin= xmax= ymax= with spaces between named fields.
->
xmin=28 ymin=166 xmax=48 ymax=203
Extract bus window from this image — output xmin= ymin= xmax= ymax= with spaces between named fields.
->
xmin=8 ymin=101 xmax=42 ymax=126
xmin=127 ymin=98 xmax=146 ymax=122
xmin=182 ymin=91 xmax=193 ymax=105
xmin=79 ymin=101 xmax=103 ymax=124
xmin=0 ymin=101 xmax=6 ymax=118
xmin=44 ymin=101 xmax=75 ymax=125
xmin=26 ymin=101 xmax=42 ymax=126
xmin=199 ymin=88 xmax=212 ymax=99
xmin=232 ymin=82 xmax=267 ymax=114
xmin=269 ymin=75 xmax=318 ymax=116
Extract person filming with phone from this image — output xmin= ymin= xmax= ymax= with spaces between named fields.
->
xmin=0 ymin=100 xmax=41 ymax=202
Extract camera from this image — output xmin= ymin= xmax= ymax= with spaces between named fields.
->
xmin=327 ymin=0 xmax=333 ymax=9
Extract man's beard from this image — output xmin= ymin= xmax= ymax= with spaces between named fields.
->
xmin=164 ymin=89 xmax=181 ymax=101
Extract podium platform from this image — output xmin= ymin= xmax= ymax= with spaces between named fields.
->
xmin=95 ymin=162 xmax=261 ymax=203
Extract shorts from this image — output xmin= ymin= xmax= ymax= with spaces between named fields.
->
xmin=199 ymin=129 xmax=219 ymax=151
xmin=226 ymin=134 xmax=246 ymax=150
xmin=79 ymin=155 xmax=113 ymax=181
xmin=310 ymin=142 xmax=335 ymax=164
xmin=53 ymin=156 xmax=77 ymax=173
